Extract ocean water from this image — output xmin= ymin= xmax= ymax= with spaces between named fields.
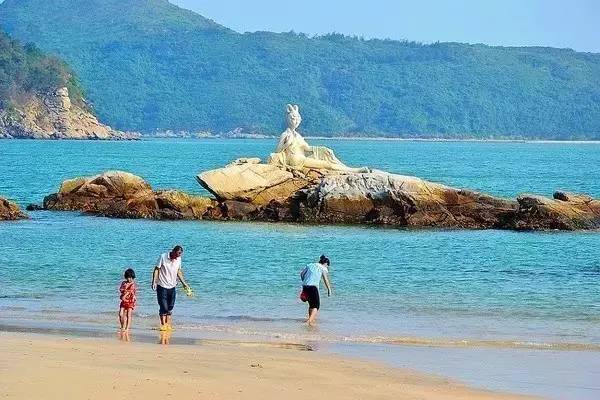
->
xmin=1 ymin=139 xmax=600 ymax=398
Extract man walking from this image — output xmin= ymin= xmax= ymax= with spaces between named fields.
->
xmin=151 ymin=245 xmax=190 ymax=331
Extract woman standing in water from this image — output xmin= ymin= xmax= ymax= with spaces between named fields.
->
xmin=300 ymin=255 xmax=332 ymax=326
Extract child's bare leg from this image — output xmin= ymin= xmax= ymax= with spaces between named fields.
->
xmin=119 ymin=307 xmax=126 ymax=330
xmin=125 ymin=309 xmax=133 ymax=330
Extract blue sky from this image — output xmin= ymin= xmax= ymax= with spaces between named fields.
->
xmin=172 ymin=0 xmax=600 ymax=52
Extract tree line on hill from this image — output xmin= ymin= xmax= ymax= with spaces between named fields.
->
xmin=0 ymin=0 xmax=599 ymax=139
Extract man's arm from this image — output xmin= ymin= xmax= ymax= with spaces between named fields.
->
xmin=177 ymin=268 xmax=189 ymax=289
xmin=151 ymin=255 xmax=162 ymax=290
xmin=322 ymin=273 xmax=332 ymax=297
xmin=151 ymin=267 xmax=159 ymax=290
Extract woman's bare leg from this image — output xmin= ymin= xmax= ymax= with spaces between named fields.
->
xmin=307 ymin=308 xmax=319 ymax=326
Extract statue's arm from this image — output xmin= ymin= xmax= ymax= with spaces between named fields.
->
xmin=298 ymin=135 xmax=313 ymax=153
xmin=275 ymin=133 xmax=291 ymax=153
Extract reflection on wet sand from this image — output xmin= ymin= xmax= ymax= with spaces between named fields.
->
xmin=159 ymin=331 xmax=171 ymax=345
xmin=118 ymin=330 xmax=131 ymax=342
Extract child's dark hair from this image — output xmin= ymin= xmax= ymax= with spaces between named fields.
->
xmin=124 ymin=268 xmax=136 ymax=279
xmin=319 ymin=254 xmax=330 ymax=266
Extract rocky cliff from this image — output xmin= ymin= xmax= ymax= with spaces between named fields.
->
xmin=0 ymin=31 xmax=134 ymax=140
xmin=0 ymin=87 xmax=133 ymax=139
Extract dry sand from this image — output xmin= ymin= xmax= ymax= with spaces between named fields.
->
xmin=0 ymin=332 xmax=536 ymax=400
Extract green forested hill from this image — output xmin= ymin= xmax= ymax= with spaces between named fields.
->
xmin=0 ymin=30 xmax=85 ymax=111
xmin=1 ymin=0 xmax=599 ymax=138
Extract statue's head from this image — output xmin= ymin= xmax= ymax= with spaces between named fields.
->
xmin=286 ymin=104 xmax=301 ymax=131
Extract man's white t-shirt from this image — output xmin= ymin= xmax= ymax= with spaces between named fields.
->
xmin=156 ymin=252 xmax=181 ymax=289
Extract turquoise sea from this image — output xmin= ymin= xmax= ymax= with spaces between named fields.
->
xmin=1 ymin=139 xmax=599 ymax=399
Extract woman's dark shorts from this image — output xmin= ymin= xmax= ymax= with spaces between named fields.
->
xmin=157 ymin=285 xmax=176 ymax=316
xmin=302 ymin=285 xmax=320 ymax=310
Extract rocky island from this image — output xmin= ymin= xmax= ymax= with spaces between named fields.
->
xmin=37 ymin=105 xmax=600 ymax=231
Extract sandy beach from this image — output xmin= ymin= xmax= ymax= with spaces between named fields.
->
xmin=0 ymin=332 xmax=535 ymax=400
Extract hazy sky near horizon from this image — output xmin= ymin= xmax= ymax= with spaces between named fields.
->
xmin=172 ymin=0 xmax=600 ymax=53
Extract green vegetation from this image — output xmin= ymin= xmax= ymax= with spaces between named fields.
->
xmin=1 ymin=0 xmax=599 ymax=138
xmin=0 ymin=30 xmax=85 ymax=111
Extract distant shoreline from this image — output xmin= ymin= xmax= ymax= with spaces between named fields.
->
xmin=2 ymin=136 xmax=600 ymax=144
xmin=307 ymin=137 xmax=600 ymax=144
xmin=141 ymin=135 xmax=600 ymax=144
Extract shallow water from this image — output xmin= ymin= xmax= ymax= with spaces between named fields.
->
xmin=1 ymin=139 xmax=600 ymax=399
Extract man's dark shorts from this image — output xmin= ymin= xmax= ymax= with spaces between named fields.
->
xmin=302 ymin=285 xmax=320 ymax=310
xmin=157 ymin=285 xmax=176 ymax=316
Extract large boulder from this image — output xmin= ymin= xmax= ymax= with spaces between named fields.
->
xmin=44 ymin=171 xmax=153 ymax=213
xmin=197 ymin=160 xmax=314 ymax=205
xmin=43 ymin=171 xmax=218 ymax=220
xmin=60 ymin=171 xmax=152 ymax=198
xmin=153 ymin=190 xmax=219 ymax=220
xmin=0 ymin=197 xmax=28 ymax=220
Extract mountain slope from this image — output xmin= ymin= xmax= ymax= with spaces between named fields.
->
xmin=1 ymin=0 xmax=599 ymax=138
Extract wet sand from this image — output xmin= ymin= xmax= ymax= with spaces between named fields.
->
xmin=0 ymin=332 xmax=535 ymax=400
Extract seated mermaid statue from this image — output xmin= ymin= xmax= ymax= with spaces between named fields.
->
xmin=268 ymin=104 xmax=370 ymax=173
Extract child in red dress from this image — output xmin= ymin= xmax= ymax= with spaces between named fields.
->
xmin=118 ymin=268 xmax=137 ymax=331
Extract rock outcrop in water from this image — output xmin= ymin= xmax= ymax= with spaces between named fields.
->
xmin=0 ymin=196 xmax=28 ymax=220
xmin=40 ymin=167 xmax=600 ymax=231
xmin=197 ymin=161 xmax=600 ymax=230
xmin=293 ymin=172 xmax=521 ymax=228
xmin=42 ymin=171 xmax=218 ymax=219
xmin=507 ymin=192 xmax=600 ymax=230
xmin=197 ymin=162 xmax=521 ymax=228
